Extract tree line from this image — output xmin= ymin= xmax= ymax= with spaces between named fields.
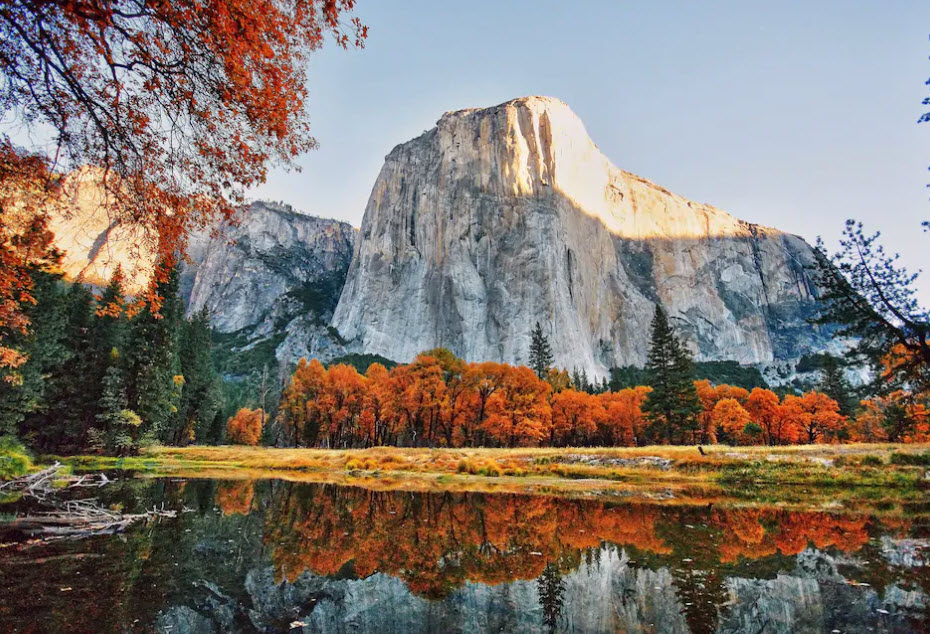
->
xmin=221 ymin=307 xmax=926 ymax=449
xmin=0 ymin=266 xmax=223 ymax=455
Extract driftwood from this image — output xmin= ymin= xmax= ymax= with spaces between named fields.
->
xmin=1 ymin=463 xmax=175 ymax=542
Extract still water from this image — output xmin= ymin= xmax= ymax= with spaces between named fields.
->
xmin=0 ymin=476 xmax=928 ymax=633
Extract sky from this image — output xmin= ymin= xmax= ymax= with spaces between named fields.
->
xmin=253 ymin=1 xmax=930 ymax=302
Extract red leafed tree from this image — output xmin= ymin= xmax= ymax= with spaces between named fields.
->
xmin=550 ymin=389 xmax=601 ymax=446
xmin=597 ymin=386 xmax=650 ymax=446
xmin=483 ymin=366 xmax=551 ymax=448
xmin=0 ymin=0 xmax=366 ymax=363
xmin=782 ymin=391 xmax=846 ymax=444
xmin=227 ymin=407 xmax=264 ymax=445
xmin=0 ymin=144 xmax=63 ymax=377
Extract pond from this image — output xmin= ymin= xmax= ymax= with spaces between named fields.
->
xmin=0 ymin=476 xmax=928 ymax=633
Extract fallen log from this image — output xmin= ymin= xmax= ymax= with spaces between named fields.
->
xmin=1 ymin=463 xmax=174 ymax=543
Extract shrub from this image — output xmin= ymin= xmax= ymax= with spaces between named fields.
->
xmin=0 ymin=436 xmax=33 ymax=480
xmin=889 ymin=452 xmax=930 ymax=467
xmin=861 ymin=455 xmax=884 ymax=467
xmin=226 ymin=408 xmax=264 ymax=446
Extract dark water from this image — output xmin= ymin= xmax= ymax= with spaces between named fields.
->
xmin=0 ymin=477 xmax=928 ymax=633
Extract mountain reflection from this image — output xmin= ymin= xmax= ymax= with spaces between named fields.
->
xmin=1 ymin=478 xmax=927 ymax=633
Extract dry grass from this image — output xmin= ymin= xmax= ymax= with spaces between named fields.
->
xmin=122 ymin=442 xmax=930 ymax=488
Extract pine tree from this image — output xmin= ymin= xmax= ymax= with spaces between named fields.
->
xmin=537 ymin=563 xmax=565 ymax=633
xmin=818 ymin=354 xmax=856 ymax=417
xmin=42 ymin=282 xmax=97 ymax=450
xmin=529 ymin=322 xmax=553 ymax=379
xmin=0 ymin=271 xmax=69 ymax=440
xmin=91 ymin=348 xmax=142 ymax=455
xmin=642 ymin=306 xmax=701 ymax=444
xmin=124 ymin=267 xmax=184 ymax=443
xmin=174 ymin=308 xmax=223 ymax=444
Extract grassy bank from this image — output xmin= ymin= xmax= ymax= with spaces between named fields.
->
xmin=59 ymin=443 xmax=930 ymax=495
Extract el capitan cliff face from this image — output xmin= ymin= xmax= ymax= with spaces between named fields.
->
xmin=332 ymin=96 xmax=827 ymax=377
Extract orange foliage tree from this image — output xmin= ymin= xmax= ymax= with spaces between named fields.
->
xmin=483 ymin=366 xmax=551 ymax=447
xmin=694 ymin=380 xmax=749 ymax=444
xmin=226 ymin=407 xmax=263 ymax=445
xmin=597 ymin=386 xmax=651 ymax=446
xmin=550 ymin=389 xmax=601 ymax=446
xmin=854 ymin=390 xmax=929 ymax=442
xmin=278 ymin=358 xmax=326 ymax=445
xmin=0 ymin=0 xmax=366 ymax=360
xmin=711 ymin=398 xmax=756 ymax=445
xmin=0 ymin=144 xmax=62 ymax=378
xmin=782 ymin=392 xmax=845 ymax=444
xmin=745 ymin=388 xmax=794 ymax=445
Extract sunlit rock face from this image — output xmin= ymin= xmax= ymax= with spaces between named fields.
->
xmin=50 ymin=186 xmax=356 ymax=365
xmin=332 ymin=96 xmax=828 ymax=377
xmin=48 ymin=168 xmax=157 ymax=294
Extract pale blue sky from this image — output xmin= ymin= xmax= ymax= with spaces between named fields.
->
xmin=251 ymin=1 xmax=930 ymax=301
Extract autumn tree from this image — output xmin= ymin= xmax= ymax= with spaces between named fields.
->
xmin=227 ymin=407 xmax=264 ymax=445
xmin=388 ymin=354 xmax=447 ymax=447
xmin=0 ymin=143 xmax=62 ymax=378
xmin=745 ymin=388 xmax=793 ymax=445
xmin=358 ymin=363 xmax=391 ymax=446
xmin=711 ymin=398 xmax=754 ymax=445
xmin=460 ymin=361 xmax=509 ymax=447
xmin=529 ymin=322 xmax=553 ymax=379
xmin=597 ymin=386 xmax=650 ymax=446
xmin=642 ymin=307 xmax=701 ymax=444
xmin=483 ymin=366 xmax=551 ymax=447
xmin=278 ymin=358 xmax=326 ymax=446
xmin=550 ymin=389 xmax=601 ymax=446
xmin=317 ymin=363 xmax=367 ymax=448
xmin=782 ymin=391 xmax=845 ymax=444
xmin=0 ymin=0 xmax=367 ymax=353
xmin=856 ymin=390 xmax=929 ymax=442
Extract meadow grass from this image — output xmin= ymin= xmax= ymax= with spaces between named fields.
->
xmin=51 ymin=442 xmax=927 ymax=491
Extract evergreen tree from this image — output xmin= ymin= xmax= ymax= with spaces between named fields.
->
xmin=642 ymin=306 xmax=701 ymax=444
xmin=818 ymin=354 xmax=856 ymax=417
xmin=91 ymin=349 xmax=142 ymax=455
xmin=0 ymin=271 xmax=69 ymax=440
xmin=175 ymin=308 xmax=223 ymax=444
xmin=41 ymin=282 xmax=97 ymax=450
xmin=812 ymin=222 xmax=929 ymax=394
xmin=537 ymin=563 xmax=565 ymax=633
xmin=124 ymin=267 xmax=184 ymax=443
xmin=529 ymin=322 xmax=553 ymax=379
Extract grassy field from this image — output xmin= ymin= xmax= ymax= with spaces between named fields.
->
xmin=58 ymin=443 xmax=930 ymax=500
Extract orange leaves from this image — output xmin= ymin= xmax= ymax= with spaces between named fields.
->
xmin=226 ymin=407 xmax=263 ymax=445
xmin=2 ymin=0 xmax=366 ymax=332
xmin=0 ymin=143 xmax=62 ymax=379
xmin=215 ymin=480 xmax=255 ymax=515
xmin=854 ymin=390 xmax=930 ymax=442
xmin=711 ymin=398 xmax=752 ymax=442
xmin=275 ymin=356 xmax=878 ymax=448
xmin=550 ymin=389 xmax=600 ymax=446
xmin=262 ymin=487 xmax=877 ymax=595
xmin=597 ymin=386 xmax=650 ymax=446
xmin=782 ymin=391 xmax=845 ymax=444
xmin=483 ymin=366 xmax=551 ymax=447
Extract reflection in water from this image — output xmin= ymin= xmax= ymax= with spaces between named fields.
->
xmin=0 ymin=477 xmax=928 ymax=633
